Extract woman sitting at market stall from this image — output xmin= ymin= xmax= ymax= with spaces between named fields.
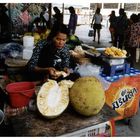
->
xmin=26 ymin=24 xmax=71 ymax=82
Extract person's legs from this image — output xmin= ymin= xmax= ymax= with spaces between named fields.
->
xmin=113 ymin=33 xmax=118 ymax=47
xmin=109 ymin=27 xmax=114 ymax=43
xmin=110 ymin=32 xmax=113 ymax=43
xmin=125 ymin=47 xmax=136 ymax=67
xmin=112 ymin=31 xmax=115 ymax=44
xmin=118 ymin=34 xmax=124 ymax=49
xmin=93 ymin=29 xmax=96 ymax=41
xmin=97 ymin=29 xmax=100 ymax=44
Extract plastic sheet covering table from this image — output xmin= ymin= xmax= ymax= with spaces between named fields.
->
xmin=9 ymin=104 xmax=119 ymax=136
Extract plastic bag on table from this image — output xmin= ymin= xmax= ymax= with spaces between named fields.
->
xmin=0 ymin=43 xmax=23 ymax=59
xmin=74 ymin=63 xmax=110 ymax=90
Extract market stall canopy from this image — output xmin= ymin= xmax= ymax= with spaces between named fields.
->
xmin=7 ymin=0 xmax=138 ymax=4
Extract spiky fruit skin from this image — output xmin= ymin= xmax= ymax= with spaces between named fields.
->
xmin=69 ymin=77 xmax=105 ymax=116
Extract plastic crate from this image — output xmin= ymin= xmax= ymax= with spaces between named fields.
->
xmin=102 ymin=63 xmax=130 ymax=77
xmin=103 ymin=58 xmax=125 ymax=65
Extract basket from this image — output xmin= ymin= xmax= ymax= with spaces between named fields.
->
xmin=6 ymin=82 xmax=35 ymax=108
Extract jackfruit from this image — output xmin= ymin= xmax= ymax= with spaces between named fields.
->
xmin=37 ymin=79 xmax=69 ymax=119
xmin=69 ymin=76 xmax=105 ymax=116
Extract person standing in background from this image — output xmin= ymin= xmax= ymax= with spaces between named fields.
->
xmin=0 ymin=4 xmax=11 ymax=43
xmin=108 ymin=10 xmax=116 ymax=44
xmin=125 ymin=14 xmax=140 ymax=67
xmin=39 ymin=6 xmax=50 ymax=30
xmin=42 ymin=6 xmax=49 ymax=23
xmin=19 ymin=5 xmax=31 ymax=32
xmin=113 ymin=8 xmax=128 ymax=49
xmin=53 ymin=7 xmax=63 ymax=28
xmin=68 ymin=6 xmax=78 ymax=35
xmin=91 ymin=8 xmax=103 ymax=44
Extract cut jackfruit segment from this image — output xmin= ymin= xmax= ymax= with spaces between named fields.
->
xmin=37 ymin=80 xmax=69 ymax=119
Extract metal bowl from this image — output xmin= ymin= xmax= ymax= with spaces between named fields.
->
xmin=0 ymin=109 xmax=4 ymax=125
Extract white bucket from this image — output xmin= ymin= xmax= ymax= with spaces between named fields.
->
xmin=23 ymin=48 xmax=33 ymax=60
xmin=23 ymin=36 xmax=34 ymax=48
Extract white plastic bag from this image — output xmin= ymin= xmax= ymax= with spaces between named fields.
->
xmin=74 ymin=63 xmax=110 ymax=90
xmin=75 ymin=63 xmax=100 ymax=77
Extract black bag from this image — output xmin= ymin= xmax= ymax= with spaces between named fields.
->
xmin=88 ymin=29 xmax=94 ymax=37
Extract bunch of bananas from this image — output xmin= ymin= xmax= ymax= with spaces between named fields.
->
xmin=104 ymin=46 xmax=127 ymax=57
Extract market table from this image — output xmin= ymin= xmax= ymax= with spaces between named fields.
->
xmin=2 ymin=56 xmax=140 ymax=136
xmin=0 ymin=62 xmax=119 ymax=137
xmin=9 ymin=104 xmax=118 ymax=136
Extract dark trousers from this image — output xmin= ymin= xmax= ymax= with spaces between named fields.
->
xmin=125 ymin=47 xmax=136 ymax=67
xmin=114 ymin=33 xmax=124 ymax=49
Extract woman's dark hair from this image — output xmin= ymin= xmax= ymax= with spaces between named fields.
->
xmin=47 ymin=24 xmax=69 ymax=40
xmin=68 ymin=6 xmax=75 ymax=14
xmin=41 ymin=6 xmax=46 ymax=12
xmin=119 ymin=8 xmax=125 ymax=15
xmin=111 ymin=10 xmax=115 ymax=15
xmin=96 ymin=8 xmax=100 ymax=14
xmin=130 ymin=14 xmax=139 ymax=23
xmin=53 ymin=6 xmax=60 ymax=14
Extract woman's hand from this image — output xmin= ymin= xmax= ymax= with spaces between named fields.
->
xmin=63 ymin=67 xmax=71 ymax=76
xmin=47 ymin=67 xmax=56 ymax=75
xmin=47 ymin=67 xmax=61 ymax=80
xmin=46 ymin=67 xmax=71 ymax=80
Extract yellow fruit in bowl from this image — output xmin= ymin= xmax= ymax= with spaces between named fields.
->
xmin=33 ymin=33 xmax=41 ymax=44
xmin=40 ymin=33 xmax=46 ymax=40
xmin=33 ymin=33 xmax=40 ymax=39
xmin=45 ymin=29 xmax=51 ymax=36
xmin=24 ymin=32 xmax=32 ymax=36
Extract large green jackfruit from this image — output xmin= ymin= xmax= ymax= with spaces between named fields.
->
xmin=69 ymin=76 xmax=105 ymax=116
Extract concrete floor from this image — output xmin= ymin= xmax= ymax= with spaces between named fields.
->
xmin=75 ymin=24 xmax=140 ymax=137
xmin=75 ymin=24 xmax=111 ymax=48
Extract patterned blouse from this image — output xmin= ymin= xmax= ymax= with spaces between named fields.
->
xmin=27 ymin=39 xmax=70 ymax=71
xmin=129 ymin=22 xmax=140 ymax=48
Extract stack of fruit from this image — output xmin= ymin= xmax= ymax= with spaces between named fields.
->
xmin=104 ymin=46 xmax=127 ymax=58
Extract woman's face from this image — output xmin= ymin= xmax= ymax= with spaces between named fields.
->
xmin=53 ymin=32 xmax=67 ymax=49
